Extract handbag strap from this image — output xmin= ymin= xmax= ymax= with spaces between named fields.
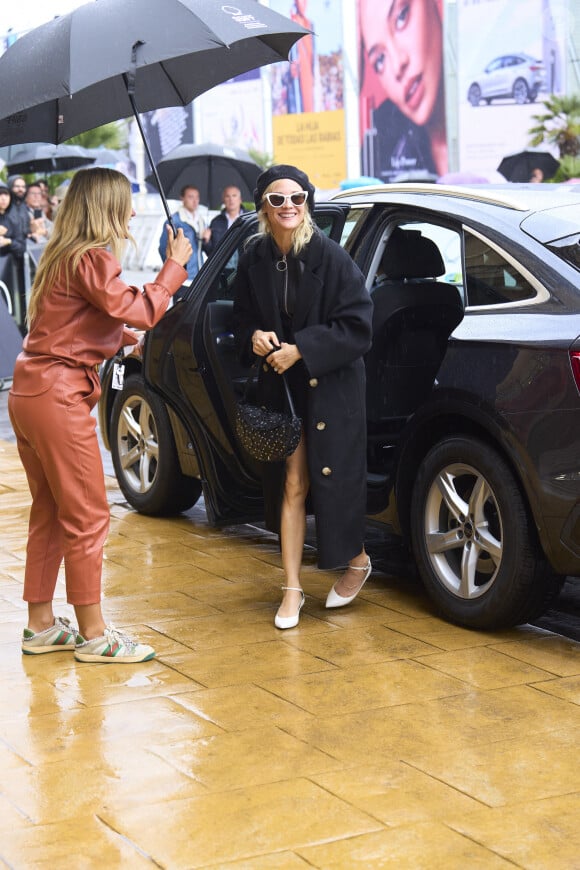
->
xmin=242 ymin=363 xmax=297 ymax=417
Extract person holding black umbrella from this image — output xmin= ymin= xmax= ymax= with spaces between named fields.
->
xmin=158 ymin=185 xmax=211 ymax=282
xmin=9 ymin=167 xmax=192 ymax=663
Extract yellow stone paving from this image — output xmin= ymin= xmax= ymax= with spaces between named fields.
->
xmin=1 ymin=435 xmax=580 ymax=868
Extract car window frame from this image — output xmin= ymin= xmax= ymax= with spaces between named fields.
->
xmin=462 ymin=225 xmax=550 ymax=311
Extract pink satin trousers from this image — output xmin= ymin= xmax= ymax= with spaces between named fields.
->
xmin=8 ymin=363 xmax=109 ymax=605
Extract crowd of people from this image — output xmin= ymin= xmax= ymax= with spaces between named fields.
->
xmin=0 ymin=170 xmax=247 ymax=328
xmin=157 ymin=183 xmax=246 ymax=283
xmin=0 ymin=174 xmax=60 ymax=328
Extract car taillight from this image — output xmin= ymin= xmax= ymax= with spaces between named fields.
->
xmin=569 ymin=351 xmax=580 ymax=392
xmin=529 ymin=64 xmax=542 ymax=71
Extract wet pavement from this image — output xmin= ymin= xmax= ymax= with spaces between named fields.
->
xmin=2 ymin=380 xmax=580 ymax=866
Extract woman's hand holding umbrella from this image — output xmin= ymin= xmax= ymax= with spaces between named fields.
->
xmin=166 ymin=227 xmax=193 ymax=269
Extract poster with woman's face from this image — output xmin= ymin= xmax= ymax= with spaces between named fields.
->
xmin=357 ymin=0 xmax=448 ymax=182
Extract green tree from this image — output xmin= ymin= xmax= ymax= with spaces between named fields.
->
xmin=48 ymin=122 xmax=128 ymax=192
xmin=66 ymin=121 xmax=127 ymax=152
xmin=528 ymin=95 xmax=580 ymax=159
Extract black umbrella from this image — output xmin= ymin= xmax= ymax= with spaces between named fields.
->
xmin=82 ymin=147 xmax=126 ymax=167
xmin=5 ymin=142 xmax=96 ymax=175
xmin=145 ymin=142 xmax=261 ymax=208
xmin=0 ymin=0 xmax=308 ymax=227
xmin=497 ymin=150 xmax=560 ymax=182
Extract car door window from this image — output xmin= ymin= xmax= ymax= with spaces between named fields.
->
xmin=369 ymin=220 xmax=463 ymax=297
xmin=464 ymin=231 xmax=538 ymax=306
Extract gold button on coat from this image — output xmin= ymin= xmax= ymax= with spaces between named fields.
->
xmin=316 ymin=421 xmax=326 ymax=431
xmin=322 ymin=466 xmax=332 ymax=476
xmin=263 ymin=363 xmax=269 ymax=372
xmin=309 ymin=378 xmax=318 ymax=387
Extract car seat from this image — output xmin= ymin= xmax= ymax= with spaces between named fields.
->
xmin=366 ymin=227 xmax=464 ymax=421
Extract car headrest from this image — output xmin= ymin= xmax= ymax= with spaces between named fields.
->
xmin=381 ymin=227 xmax=445 ymax=279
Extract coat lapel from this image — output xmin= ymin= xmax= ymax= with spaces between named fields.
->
xmin=292 ymin=232 xmax=324 ymax=330
xmin=248 ymin=239 xmax=283 ymax=337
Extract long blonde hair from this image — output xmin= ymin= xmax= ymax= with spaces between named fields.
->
xmin=256 ymin=181 xmax=315 ymax=254
xmin=27 ymin=167 xmax=134 ymax=325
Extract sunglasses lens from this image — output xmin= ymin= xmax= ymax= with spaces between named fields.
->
xmin=265 ymin=191 xmax=308 ymax=207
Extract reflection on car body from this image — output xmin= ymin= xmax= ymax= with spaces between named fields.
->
xmin=99 ymin=183 xmax=580 ymax=631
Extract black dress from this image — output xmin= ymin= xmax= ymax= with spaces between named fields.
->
xmin=270 ymin=237 xmax=308 ymax=420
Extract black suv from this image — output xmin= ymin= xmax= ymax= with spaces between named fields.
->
xmin=99 ymin=184 xmax=580 ymax=630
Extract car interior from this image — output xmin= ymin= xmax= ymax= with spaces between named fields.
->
xmin=365 ymin=225 xmax=464 ymax=478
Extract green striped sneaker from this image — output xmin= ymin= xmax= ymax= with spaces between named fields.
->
xmin=74 ymin=624 xmax=155 ymax=664
xmin=22 ymin=616 xmax=77 ymax=655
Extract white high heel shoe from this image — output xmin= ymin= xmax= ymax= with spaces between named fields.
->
xmin=274 ymin=586 xmax=305 ymax=629
xmin=325 ymin=559 xmax=372 ymax=609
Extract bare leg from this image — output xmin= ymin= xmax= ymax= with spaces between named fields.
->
xmin=28 ymin=601 xmax=106 ymax=640
xmin=73 ymin=604 xmax=107 ymax=640
xmin=28 ymin=601 xmax=56 ymax=633
xmin=277 ymin=434 xmax=309 ymax=618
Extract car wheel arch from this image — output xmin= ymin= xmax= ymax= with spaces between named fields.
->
xmin=100 ymin=356 xmax=143 ymax=451
xmin=409 ymin=434 xmax=562 ymax=629
xmin=394 ymin=409 xmax=542 ymax=548
xmin=109 ymin=372 xmax=203 ymax=515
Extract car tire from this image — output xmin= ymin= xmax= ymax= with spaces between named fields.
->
xmin=410 ymin=436 xmax=562 ymax=629
xmin=467 ymin=83 xmax=481 ymax=107
xmin=512 ymin=78 xmax=529 ymax=104
xmin=110 ymin=373 xmax=202 ymax=516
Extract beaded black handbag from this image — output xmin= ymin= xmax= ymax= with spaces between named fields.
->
xmin=235 ymin=370 xmax=302 ymax=462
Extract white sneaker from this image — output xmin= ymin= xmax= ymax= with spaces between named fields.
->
xmin=74 ymin=624 xmax=155 ymax=663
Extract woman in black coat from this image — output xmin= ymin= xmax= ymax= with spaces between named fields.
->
xmin=233 ymin=164 xmax=373 ymax=629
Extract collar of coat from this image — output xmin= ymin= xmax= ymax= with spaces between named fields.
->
xmin=247 ymin=230 xmax=325 ymax=332
xmin=177 ymin=206 xmax=206 ymax=232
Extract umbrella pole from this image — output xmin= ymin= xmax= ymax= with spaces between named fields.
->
xmin=123 ymin=61 xmax=176 ymax=236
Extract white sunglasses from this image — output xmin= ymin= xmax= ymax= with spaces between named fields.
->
xmin=263 ymin=190 xmax=308 ymax=208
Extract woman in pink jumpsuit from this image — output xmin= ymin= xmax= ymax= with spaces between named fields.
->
xmin=9 ymin=168 xmax=192 ymax=663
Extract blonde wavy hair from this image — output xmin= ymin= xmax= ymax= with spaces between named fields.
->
xmin=256 ymin=182 xmax=315 ymax=254
xmin=27 ymin=167 xmax=134 ymax=325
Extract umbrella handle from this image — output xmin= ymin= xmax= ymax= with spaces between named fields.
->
xmin=124 ymin=74 xmax=176 ymax=237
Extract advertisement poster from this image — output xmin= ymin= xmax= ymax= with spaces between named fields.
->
xmin=457 ymin=0 xmax=567 ymax=177
xmin=357 ymin=0 xmax=448 ymax=182
xmin=195 ymin=70 xmax=266 ymax=153
xmin=268 ymin=0 xmax=346 ymax=190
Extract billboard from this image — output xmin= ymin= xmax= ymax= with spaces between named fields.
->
xmin=357 ymin=0 xmax=448 ymax=182
xmin=195 ymin=70 xmax=266 ymax=153
xmin=267 ymin=0 xmax=346 ymax=190
xmin=457 ymin=0 xmax=567 ymax=176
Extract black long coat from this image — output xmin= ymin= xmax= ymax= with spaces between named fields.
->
xmin=233 ymin=229 xmax=373 ymax=569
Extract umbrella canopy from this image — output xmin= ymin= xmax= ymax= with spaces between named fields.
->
xmin=145 ymin=142 xmax=261 ymax=208
xmin=0 ymin=0 xmax=308 ymax=146
xmin=497 ymin=150 xmax=560 ymax=182
xmin=5 ymin=142 xmax=96 ymax=175
xmin=83 ymin=147 xmax=126 ymax=167
xmin=0 ymin=0 xmax=308 ymax=225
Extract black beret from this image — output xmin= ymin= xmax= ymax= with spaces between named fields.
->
xmin=253 ymin=164 xmax=315 ymax=212
xmin=0 ymin=184 xmax=9 ymax=194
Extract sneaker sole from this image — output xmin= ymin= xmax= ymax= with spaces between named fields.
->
xmin=74 ymin=651 xmax=156 ymax=663
xmin=22 ymin=645 xmax=75 ymax=655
